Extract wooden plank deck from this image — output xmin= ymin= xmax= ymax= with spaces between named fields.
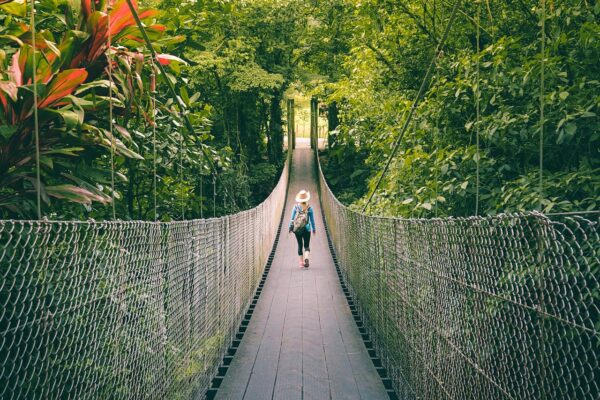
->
xmin=215 ymin=144 xmax=388 ymax=400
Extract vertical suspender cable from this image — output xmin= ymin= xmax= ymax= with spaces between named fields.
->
xmin=434 ymin=61 xmax=440 ymax=218
xmin=474 ymin=4 xmax=485 ymax=382
xmin=107 ymin=7 xmax=116 ymax=220
xmin=537 ymin=5 xmax=548 ymax=394
xmin=434 ymin=127 xmax=439 ymax=218
xmin=150 ymin=64 xmax=157 ymax=221
xmin=483 ymin=0 xmax=494 ymax=41
xmin=475 ymin=0 xmax=481 ymax=216
xmin=179 ymin=130 xmax=185 ymax=219
xmin=539 ymin=0 xmax=546 ymax=211
xmin=30 ymin=0 xmax=41 ymax=219
xmin=362 ymin=0 xmax=461 ymax=212
xmin=410 ymin=149 xmax=415 ymax=219
xmin=213 ymin=174 xmax=216 ymax=218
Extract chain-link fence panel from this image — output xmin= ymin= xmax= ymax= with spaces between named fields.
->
xmin=0 ymin=163 xmax=288 ymax=400
xmin=318 ymin=159 xmax=599 ymax=400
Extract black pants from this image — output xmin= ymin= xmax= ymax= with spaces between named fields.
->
xmin=294 ymin=230 xmax=311 ymax=256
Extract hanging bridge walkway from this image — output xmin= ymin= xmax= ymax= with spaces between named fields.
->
xmin=215 ymin=142 xmax=388 ymax=400
xmin=0 ymin=137 xmax=598 ymax=400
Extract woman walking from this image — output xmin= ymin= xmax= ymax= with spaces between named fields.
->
xmin=289 ymin=190 xmax=316 ymax=268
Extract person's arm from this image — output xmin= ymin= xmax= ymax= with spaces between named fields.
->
xmin=309 ymin=207 xmax=316 ymax=233
xmin=289 ymin=206 xmax=297 ymax=232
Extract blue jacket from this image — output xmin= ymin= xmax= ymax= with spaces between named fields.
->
xmin=289 ymin=205 xmax=316 ymax=233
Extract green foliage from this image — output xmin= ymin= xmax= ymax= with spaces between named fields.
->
xmin=320 ymin=140 xmax=371 ymax=205
xmin=310 ymin=0 xmax=599 ymax=217
xmin=1 ymin=0 xmax=294 ymax=220
xmin=0 ymin=0 xmax=172 ymax=218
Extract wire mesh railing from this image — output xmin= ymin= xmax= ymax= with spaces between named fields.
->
xmin=0 ymin=162 xmax=288 ymax=400
xmin=317 ymin=157 xmax=599 ymax=400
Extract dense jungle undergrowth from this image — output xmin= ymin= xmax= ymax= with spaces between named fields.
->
xmin=315 ymin=0 xmax=599 ymax=217
xmin=1 ymin=0 xmax=598 ymax=220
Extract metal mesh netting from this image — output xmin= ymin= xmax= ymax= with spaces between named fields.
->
xmin=0 ymin=163 xmax=288 ymax=400
xmin=318 ymin=159 xmax=599 ymax=400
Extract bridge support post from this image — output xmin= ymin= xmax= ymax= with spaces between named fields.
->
xmin=291 ymin=99 xmax=295 ymax=150
xmin=310 ymin=97 xmax=318 ymax=150
xmin=286 ymin=99 xmax=293 ymax=161
xmin=287 ymin=98 xmax=295 ymax=153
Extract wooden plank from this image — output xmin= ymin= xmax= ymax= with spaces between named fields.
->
xmin=301 ymin=268 xmax=331 ymax=400
xmin=316 ymin=278 xmax=362 ymax=400
xmin=332 ymin=293 xmax=389 ymax=399
xmin=214 ymin=264 xmax=288 ymax=399
xmin=241 ymin=257 xmax=292 ymax=399
xmin=272 ymin=270 xmax=303 ymax=400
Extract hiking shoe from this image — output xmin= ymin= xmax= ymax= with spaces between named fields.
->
xmin=304 ymin=258 xmax=309 ymax=268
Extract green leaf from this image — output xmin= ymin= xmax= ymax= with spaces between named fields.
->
xmin=45 ymin=185 xmax=105 ymax=205
xmin=0 ymin=0 xmax=26 ymax=16
xmin=564 ymin=122 xmax=577 ymax=136
xmin=74 ymin=80 xmax=115 ymax=95
xmin=180 ymin=86 xmax=190 ymax=106
xmin=39 ymin=108 xmax=81 ymax=129
xmin=350 ymin=169 xmax=365 ymax=179
xmin=559 ymin=91 xmax=569 ymax=101
xmin=39 ymin=156 xmax=53 ymax=169
xmin=0 ymin=125 xmax=17 ymax=140
xmin=41 ymin=147 xmax=85 ymax=157
xmin=189 ymin=92 xmax=201 ymax=105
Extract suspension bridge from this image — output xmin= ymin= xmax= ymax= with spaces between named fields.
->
xmin=1 ymin=1 xmax=599 ymax=399
xmin=1 ymin=134 xmax=598 ymax=399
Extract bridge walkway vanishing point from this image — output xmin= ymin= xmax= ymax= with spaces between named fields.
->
xmin=215 ymin=142 xmax=388 ymax=399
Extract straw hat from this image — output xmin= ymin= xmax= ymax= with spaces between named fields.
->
xmin=295 ymin=190 xmax=311 ymax=203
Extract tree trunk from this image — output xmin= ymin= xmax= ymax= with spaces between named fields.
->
xmin=327 ymin=101 xmax=339 ymax=148
xmin=268 ymin=91 xmax=284 ymax=164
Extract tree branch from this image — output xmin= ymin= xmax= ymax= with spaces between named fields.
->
xmin=364 ymin=43 xmax=401 ymax=77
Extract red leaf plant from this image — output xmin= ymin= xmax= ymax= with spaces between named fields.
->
xmin=0 ymin=0 xmax=172 ymax=215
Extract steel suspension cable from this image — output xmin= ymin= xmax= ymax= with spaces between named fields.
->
xmin=475 ymin=0 xmax=481 ymax=216
xmin=537 ymin=2 xmax=548 ymax=385
xmin=107 ymin=6 xmax=116 ymax=220
xmin=213 ymin=174 xmax=216 ymax=218
xmin=434 ymin=62 xmax=441 ymax=218
xmin=362 ymin=0 xmax=461 ymax=212
xmin=485 ymin=0 xmax=495 ymax=40
xmin=539 ymin=0 xmax=546 ymax=211
xmin=179 ymin=129 xmax=185 ymax=220
xmin=29 ymin=0 xmax=41 ymax=219
xmin=123 ymin=0 xmax=238 ymax=212
xmin=150 ymin=64 xmax=158 ymax=221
